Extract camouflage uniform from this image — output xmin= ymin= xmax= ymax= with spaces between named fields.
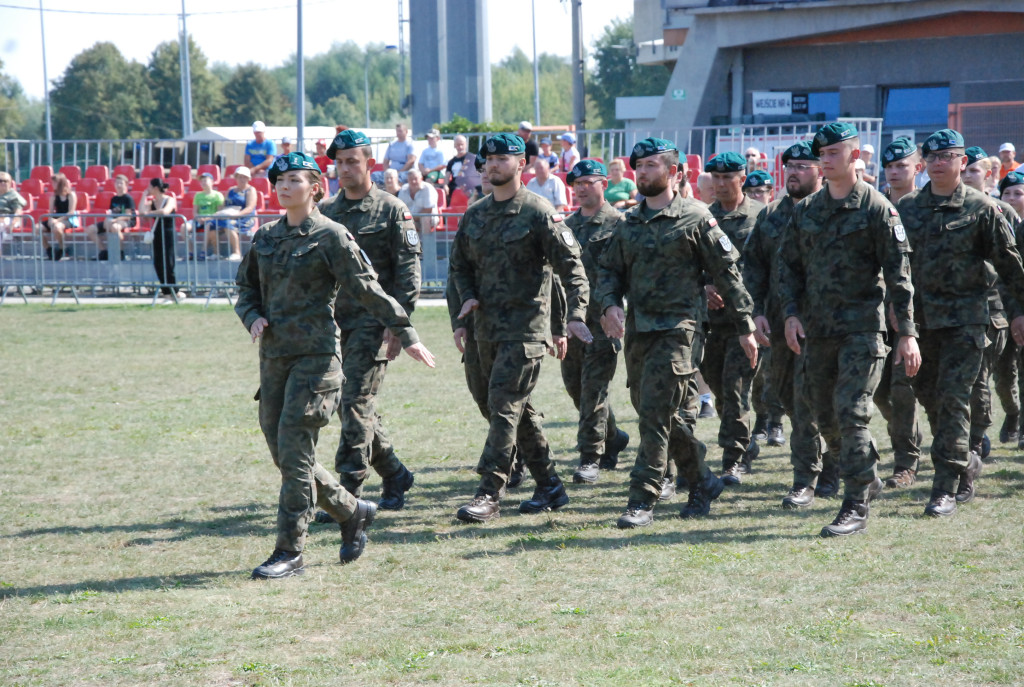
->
xmin=988 ymin=200 xmax=1022 ymax=443
xmin=448 ymin=185 xmax=588 ymax=494
xmin=235 ymin=208 xmax=419 ymax=552
xmin=702 ymin=195 xmax=764 ymax=470
xmin=319 ymin=186 xmax=421 ymax=492
xmin=777 ymin=180 xmax=916 ymax=501
xmin=561 ymin=201 xmax=623 ymax=462
xmin=898 ymin=182 xmax=1024 ymax=493
xmin=743 ymin=195 xmax=828 ymax=485
xmin=597 ymin=192 xmax=755 ymax=505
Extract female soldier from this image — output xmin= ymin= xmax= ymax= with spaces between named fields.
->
xmin=235 ymin=152 xmax=435 ymax=580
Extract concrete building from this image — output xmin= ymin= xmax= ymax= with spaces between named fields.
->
xmin=633 ymin=0 xmax=1024 ymax=152
xmin=409 ymin=0 xmax=492 ymax=136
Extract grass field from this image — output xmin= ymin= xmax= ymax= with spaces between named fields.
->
xmin=1 ymin=303 xmax=1023 ymax=686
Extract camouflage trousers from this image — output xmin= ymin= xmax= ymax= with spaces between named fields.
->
xmin=873 ymin=333 xmax=922 ymax=473
xmin=699 ymin=327 xmax=759 ymax=464
xmin=992 ymin=335 xmax=1020 ymax=420
xmin=625 ymin=328 xmax=709 ymax=505
xmin=460 ymin=322 xmax=490 ymax=421
xmin=752 ymin=346 xmax=784 ymax=422
xmin=258 ymin=354 xmax=358 ymax=553
xmin=560 ymin=335 xmax=621 ymax=460
xmin=665 ymin=331 xmax=706 ymax=484
xmin=912 ymin=326 xmax=986 ymax=494
xmin=474 ymin=340 xmax=559 ymax=494
xmin=333 ymin=326 xmax=403 ymax=494
xmin=801 ymin=333 xmax=888 ymax=501
xmin=970 ymin=324 xmax=1008 ymax=442
xmin=767 ymin=331 xmax=828 ymax=486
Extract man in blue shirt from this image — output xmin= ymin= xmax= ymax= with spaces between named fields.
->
xmin=372 ymin=123 xmax=416 ymax=185
xmin=245 ymin=120 xmax=277 ymax=178
xmin=418 ymin=129 xmax=447 ymax=185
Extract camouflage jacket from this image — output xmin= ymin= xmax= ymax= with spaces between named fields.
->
xmin=448 ymin=185 xmax=588 ymax=343
xmin=596 ymin=192 xmax=755 ymax=336
xmin=743 ymin=195 xmax=797 ymax=330
xmin=445 ymin=274 xmax=566 ymax=337
xmin=319 ymin=185 xmax=421 ymax=330
xmin=988 ymin=198 xmax=1022 ymax=326
xmin=898 ymin=182 xmax=1024 ymax=330
xmin=565 ymin=201 xmax=621 ymax=337
xmin=778 ymin=180 xmax=916 ymax=338
xmin=706 ymin=196 xmax=763 ymax=334
xmin=235 ymin=209 xmax=418 ymax=358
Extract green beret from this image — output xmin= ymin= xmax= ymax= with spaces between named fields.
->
xmin=479 ymin=133 xmax=525 ymax=159
xmin=628 ymin=137 xmax=677 ymax=170
xmin=268 ymin=152 xmax=322 ymax=184
xmin=921 ymin=129 xmax=965 ymax=155
xmin=882 ymin=137 xmax=916 ymax=167
xmin=705 ymin=151 xmax=746 ymax=174
xmin=566 ymin=159 xmax=607 ymax=184
xmin=782 ymin=141 xmax=817 ymax=164
xmin=743 ymin=169 xmax=773 ymax=189
xmin=811 ymin=122 xmax=859 ymax=156
xmin=999 ymin=171 xmax=1024 ymax=195
xmin=326 ymin=129 xmax=371 ymax=158
xmin=965 ymin=146 xmax=988 ymax=167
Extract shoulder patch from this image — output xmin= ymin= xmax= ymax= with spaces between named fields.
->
xmin=708 ymin=217 xmax=718 ymax=227
xmin=561 ymin=230 xmax=575 ymax=246
xmin=406 ymin=228 xmax=420 ymax=246
xmin=889 ymin=207 xmax=899 ymax=216
xmin=551 ymin=213 xmax=564 ymax=223
xmin=894 ymin=224 xmax=906 ymax=242
xmin=403 ymin=210 xmax=413 ymax=221
xmin=719 ymin=234 xmax=733 ymax=252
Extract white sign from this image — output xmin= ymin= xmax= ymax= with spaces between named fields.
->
xmin=752 ymin=91 xmax=792 ymax=116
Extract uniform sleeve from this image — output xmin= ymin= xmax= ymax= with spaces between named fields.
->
xmin=595 ymin=219 xmax=627 ymax=314
xmin=696 ymin=215 xmax=755 ymax=334
xmin=234 ymin=232 xmax=265 ymax=332
xmin=984 ymin=205 xmax=1024 ymax=322
xmin=876 ymin=203 xmax=917 ymax=338
xmin=776 ymin=212 xmax=805 ymax=322
xmin=448 ymin=219 xmax=477 ymax=304
xmin=1008 ymin=215 xmax=1024 ymax=320
xmin=742 ymin=206 xmax=770 ymax=319
xmin=539 ymin=212 xmax=588 ymax=323
xmin=445 ymin=279 xmax=464 ymax=331
xmin=550 ymin=275 xmax=568 ymax=337
xmin=389 ymin=204 xmax=422 ymax=316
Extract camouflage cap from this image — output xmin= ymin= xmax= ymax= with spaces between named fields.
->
xmin=743 ymin=169 xmax=773 ymax=188
xmin=326 ymin=129 xmax=371 ymax=158
xmin=478 ymin=133 xmax=526 ymax=159
xmin=965 ymin=146 xmax=988 ymax=167
xmin=268 ymin=152 xmax=322 ymax=184
xmin=705 ymin=151 xmax=746 ymax=174
xmin=811 ymin=122 xmax=859 ymax=156
xmin=999 ymin=171 xmax=1024 ymax=195
xmin=628 ymin=137 xmax=677 ymax=170
xmin=566 ymin=159 xmax=607 ymax=184
xmin=782 ymin=141 xmax=817 ymax=164
xmin=922 ymin=129 xmax=965 ymax=156
xmin=882 ymin=137 xmax=916 ymax=167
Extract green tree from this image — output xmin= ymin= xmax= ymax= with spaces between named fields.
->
xmin=490 ymin=48 xmax=586 ymax=129
xmin=590 ymin=16 xmax=671 ymax=128
xmin=0 ymin=59 xmax=26 ymax=139
xmin=49 ymin=42 xmax=152 ymax=140
xmin=146 ymin=36 xmax=225 ymax=137
xmin=220 ymin=63 xmax=292 ymax=126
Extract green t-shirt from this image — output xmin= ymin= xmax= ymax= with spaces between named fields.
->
xmin=604 ymin=178 xmax=637 ymax=203
xmin=194 ymin=190 xmax=224 ymax=217
xmin=0 ymin=189 xmax=27 ymax=215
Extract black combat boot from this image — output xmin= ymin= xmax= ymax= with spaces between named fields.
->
xmin=751 ymin=414 xmax=768 ymax=442
xmin=251 ymin=549 xmax=304 ymax=579
xmin=616 ymin=501 xmax=654 ymax=529
xmin=679 ymin=470 xmax=725 ymax=519
xmin=815 ymin=459 xmax=840 ymax=497
xmin=820 ymin=499 xmax=869 ymax=537
xmin=740 ymin=440 xmax=759 ymax=474
xmin=572 ymin=460 xmax=600 ymax=484
xmin=924 ymin=489 xmax=956 ymax=517
xmin=519 ymin=476 xmax=570 ymax=514
xmin=766 ymin=422 xmax=786 ymax=447
xmin=999 ymin=414 xmax=1019 ymax=444
xmin=378 ymin=465 xmax=414 ymax=511
xmin=339 ymin=499 xmax=376 ymax=564
xmin=955 ymin=451 xmax=983 ymax=504
xmin=456 ymin=491 xmax=501 ymax=523
xmin=781 ymin=484 xmax=815 ymax=510
xmin=600 ymin=429 xmax=629 ymax=470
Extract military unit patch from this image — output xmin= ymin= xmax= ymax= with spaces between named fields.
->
xmin=719 ymin=235 xmax=733 ymax=252
xmin=708 ymin=218 xmax=718 ymax=227
xmin=406 ymin=229 xmax=420 ymax=246
xmin=894 ymin=224 xmax=906 ymax=242
xmin=561 ymin=230 xmax=575 ymax=246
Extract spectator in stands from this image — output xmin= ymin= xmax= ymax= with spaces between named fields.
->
xmin=558 ymin=133 xmax=580 ymax=173
xmin=446 ymin=134 xmax=480 ymax=198
xmin=279 ymin=136 xmax=293 ymax=156
xmin=0 ymin=172 xmax=27 ymax=234
xmin=373 ymin=123 xmax=416 ymax=184
xmin=519 ymin=121 xmax=539 ymax=170
xmin=144 ymin=178 xmax=184 ymax=301
xmin=221 ymin=166 xmax=256 ymax=260
xmin=999 ymin=143 xmax=1016 ymax=180
xmin=696 ymin=171 xmax=715 ymax=205
xmin=526 ymin=158 xmax=568 ymax=212
xmin=191 ymin=172 xmax=231 ymax=260
xmin=40 ymin=173 xmax=78 ymax=261
xmin=398 ymin=168 xmax=440 ymax=234
xmin=537 ymin=138 xmax=559 ymax=169
xmin=744 ymin=147 xmax=761 ymax=173
xmin=854 ymin=158 xmax=867 ymax=183
xmin=383 ymin=169 xmax=402 ymax=196
xmin=314 ymin=139 xmax=331 ymax=173
xmin=245 ymin=121 xmax=277 ymax=179
xmin=418 ymin=129 xmax=447 ymax=185
xmin=604 ymin=158 xmax=638 ymax=209
xmin=986 ymin=156 xmax=1003 ymax=196
xmin=860 ymin=143 xmax=878 ymax=184
xmin=86 ymin=174 xmax=134 ymax=260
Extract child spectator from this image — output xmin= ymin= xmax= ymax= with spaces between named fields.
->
xmin=40 ymin=173 xmax=78 ymax=261
xmin=418 ymin=129 xmax=447 ymax=185
xmin=558 ymin=133 xmax=580 ymax=173
xmin=192 ymin=172 xmax=230 ymax=260
xmin=86 ymin=174 xmax=135 ymax=260
xmin=221 ymin=166 xmax=257 ymax=260
xmin=537 ymin=138 xmax=559 ymax=169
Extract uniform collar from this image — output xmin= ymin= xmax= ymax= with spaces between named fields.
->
xmin=628 ymin=191 xmax=687 ymax=222
xmin=483 ymin=184 xmax=531 ymax=216
xmin=333 ymin=185 xmax=379 ymax=213
xmin=267 ymin=208 xmax=320 ymax=238
xmin=919 ymin=180 xmax=967 ymax=209
xmin=711 ymin=195 xmax=757 ymax=219
xmin=574 ymin=201 xmax=616 ymax=225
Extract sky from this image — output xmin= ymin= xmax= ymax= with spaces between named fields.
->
xmin=0 ymin=0 xmax=632 ymax=101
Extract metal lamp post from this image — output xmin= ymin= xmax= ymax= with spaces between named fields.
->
xmin=364 ymin=45 xmax=398 ymax=128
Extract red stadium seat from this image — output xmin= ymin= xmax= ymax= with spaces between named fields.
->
xmin=131 ymin=178 xmax=150 ymax=192
xmin=94 ymin=191 xmax=114 ymax=212
xmin=225 ymin=164 xmax=241 ymax=178
xmin=30 ymin=165 xmax=53 ymax=184
xmin=76 ymin=178 xmax=99 ymax=198
xmin=21 ymin=178 xmax=44 ymax=197
xmin=59 ymin=166 xmax=82 ymax=184
xmin=165 ymin=177 xmax=185 ymax=196
xmin=85 ymin=165 xmax=110 ymax=182
xmin=113 ymin=164 xmax=137 ymax=180
xmin=249 ymin=177 xmax=270 ymax=196
xmin=197 ymin=164 xmax=220 ymax=182
xmin=140 ymin=164 xmax=165 ymax=180
xmin=448 ymin=188 xmax=469 ymax=211
xmin=169 ymin=164 xmax=193 ymax=183
xmin=215 ymin=178 xmax=234 ymax=193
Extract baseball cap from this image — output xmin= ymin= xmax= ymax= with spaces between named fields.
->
xmin=1000 ymin=142 xmax=1015 ymax=153
xmin=234 ymin=166 xmax=252 ymax=178
xmin=518 ymin=121 xmax=533 ymax=131
xmin=281 ymin=136 xmax=291 ymax=144
xmin=862 ymin=143 xmax=875 ymax=154
xmin=560 ymin=132 xmax=576 ymax=145
xmin=426 ymin=129 xmax=441 ymax=139
xmin=252 ymin=120 xmax=266 ymax=133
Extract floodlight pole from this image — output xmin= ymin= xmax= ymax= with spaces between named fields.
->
xmin=296 ymin=0 xmax=305 ymax=149
xmin=180 ymin=0 xmax=194 ymax=138
xmin=531 ymin=0 xmax=540 ymax=126
xmin=39 ymin=0 xmax=53 ymax=166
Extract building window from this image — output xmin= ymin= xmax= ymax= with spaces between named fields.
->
xmin=883 ymin=86 xmax=950 ymax=127
xmin=806 ymin=92 xmax=839 ymax=120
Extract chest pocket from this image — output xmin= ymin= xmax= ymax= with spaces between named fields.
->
xmin=464 ymin=216 xmax=487 ymax=240
xmin=501 ymin=222 xmax=533 ymax=265
xmin=943 ymin=214 xmax=977 ymax=253
xmin=355 ymin=206 xmax=386 ymax=236
xmin=253 ymin=235 xmax=284 ymax=267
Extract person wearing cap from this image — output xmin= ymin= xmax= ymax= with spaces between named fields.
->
xmin=777 ymin=121 xmax=920 ymax=537
xmin=873 ymin=136 xmax=925 ymax=491
xmin=537 ymin=137 xmax=559 ymax=170
xmin=314 ymin=139 xmax=331 ymax=174
xmin=999 ymin=142 xmax=1017 ymax=180
xmin=525 ymin=158 xmax=569 ymax=212
xmin=245 ymin=121 xmax=277 ymax=179
xmin=235 ymin=151 xmax=434 ymax=579
xmin=596 ymin=137 xmax=757 ymax=528
xmin=372 ymin=123 xmax=416 ymax=185
xmin=963 ymin=147 xmax=1022 ymax=455
xmin=448 ymin=132 xmax=591 ymax=523
xmin=744 ymin=140 xmax=835 ymax=508
xmin=743 ymin=169 xmax=774 ymax=205
xmin=220 ymin=166 xmax=257 ymax=260
xmin=860 ymin=143 xmax=877 ymax=185
xmin=701 ymin=151 xmax=764 ymax=486
xmin=896 ymin=128 xmax=1024 ymax=518
xmin=313 ymin=129 xmax=424 ymax=516
xmin=279 ymin=137 xmax=293 ymax=156
xmin=517 ymin=121 xmax=539 ymax=171
xmin=558 ymin=133 xmax=580 ymax=174
xmin=192 ymin=172 xmax=225 ymax=260
xmin=417 ymin=129 xmax=447 ymax=185
xmin=559 ymin=159 xmax=630 ymax=485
